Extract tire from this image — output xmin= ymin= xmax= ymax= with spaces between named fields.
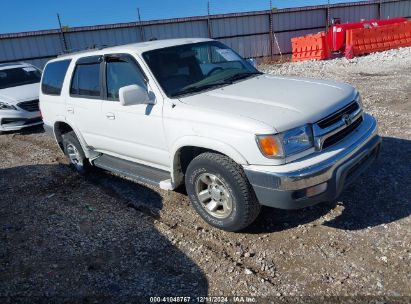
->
xmin=185 ymin=152 xmax=261 ymax=232
xmin=62 ymin=131 xmax=90 ymax=174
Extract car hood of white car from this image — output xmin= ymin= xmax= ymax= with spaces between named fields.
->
xmin=0 ymin=83 xmax=40 ymax=104
xmin=180 ymin=74 xmax=357 ymax=133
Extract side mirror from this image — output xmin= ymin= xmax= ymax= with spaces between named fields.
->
xmin=246 ymin=58 xmax=257 ymax=69
xmin=119 ymin=84 xmax=152 ymax=106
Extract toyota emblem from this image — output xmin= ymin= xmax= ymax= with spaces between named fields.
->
xmin=342 ymin=113 xmax=353 ymax=126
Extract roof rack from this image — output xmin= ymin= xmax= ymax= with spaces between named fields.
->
xmin=57 ymin=44 xmax=108 ymax=57
xmin=0 ymin=62 xmax=27 ymax=68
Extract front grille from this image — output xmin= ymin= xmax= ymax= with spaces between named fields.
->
xmin=317 ymin=102 xmax=359 ymax=129
xmin=1 ymin=117 xmax=42 ymax=126
xmin=17 ymin=99 xmax=39 ymax=112
xmin=322 ymin=116 xmax=363 ymax=149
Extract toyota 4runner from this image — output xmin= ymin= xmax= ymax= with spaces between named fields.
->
xmin=40 ymin=38 xmax=381 ymax=231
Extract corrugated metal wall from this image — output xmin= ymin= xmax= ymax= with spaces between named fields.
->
xmin=382 ymin=0 xmax=411 ymax=17
xmin=0 ymin=0 xmax=410 ymax=68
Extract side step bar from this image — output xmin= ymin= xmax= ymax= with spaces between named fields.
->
xmin=92 ymin=154 xmax=172 ymax=190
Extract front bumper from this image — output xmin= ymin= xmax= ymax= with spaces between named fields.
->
xmin=244 ymin=113 xmax=381 ymax=209
xmin=0 ymin=110 xmax=42 ymax=131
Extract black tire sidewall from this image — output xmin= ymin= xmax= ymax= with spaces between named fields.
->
xmin=185 ymin=156 xmax=251 ymax=231
xmin=62 ymin=132 xmax=89 ymax=174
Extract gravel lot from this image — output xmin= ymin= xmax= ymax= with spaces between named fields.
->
xmin=1 ymin=47 xmax=410 ymax=302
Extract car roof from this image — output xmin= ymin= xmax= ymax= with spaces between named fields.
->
xmin=52 ymin=38 xmax=213 ymax=63
xmin=0 ymin=62 xmax=33 ymax=71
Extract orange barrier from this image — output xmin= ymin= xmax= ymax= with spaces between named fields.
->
xmin=345 ymin=21 xmax=411 ymax=59
xmin=291 ymin=32 xmax=330 ymax=62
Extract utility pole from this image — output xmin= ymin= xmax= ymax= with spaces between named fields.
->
xmin=57 ymin=13 xmax=68 ymax=53
xmin=269 ymin=0 xmax=273 ymax=59
xmin=326 ymin=0 xmax=330 ymax=31
xmin=207 ymin=1 xmax=212 ymax=38
xmin=137 ymin=8 xmax=145 ymax=41
xmin=270 ymin=0 xmax=282 ymax=60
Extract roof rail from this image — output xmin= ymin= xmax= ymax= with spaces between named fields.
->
xmin=0 ymin=62 xmax=27 ymax=68
xmin=57 ymin=44 xmax=108 ymax=57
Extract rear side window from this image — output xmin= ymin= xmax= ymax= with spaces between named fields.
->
xmin=70 ymin=63 xmax=100 ymax=97
xmin=41 ymin=60 xmax=71 ymax=95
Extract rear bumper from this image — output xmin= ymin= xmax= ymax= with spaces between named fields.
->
xmin=0 ymin=110 xmax=42 ymax=131
xmin=244 ymin=114 xmax=381 ymax=209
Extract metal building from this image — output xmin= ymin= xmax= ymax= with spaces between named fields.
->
xmin=0 ymin=0 xmax=410 ymax=68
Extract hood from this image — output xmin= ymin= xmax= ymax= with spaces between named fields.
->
xmin=180 ymin=74 xmax=357 ymax=133
xmin=0 ymin=83 xmax=40 ymax=104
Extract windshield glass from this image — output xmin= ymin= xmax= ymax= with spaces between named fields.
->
xmin=142 ymin=41 xmax=260 ymax=97
xmin=0 ymin=66 xmax=41 ymax=90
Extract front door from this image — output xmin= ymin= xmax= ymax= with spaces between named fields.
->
xmin=98 ymin=54 xmax=169 ymax=169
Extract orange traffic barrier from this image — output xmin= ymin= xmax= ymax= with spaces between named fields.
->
xmin=345 ymin=21 xmax=411 ymax=59
xmin=292 ymin=32 xmax=330 ymax=62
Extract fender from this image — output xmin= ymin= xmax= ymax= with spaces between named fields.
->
xmin=52 ymin=118 xmax=100 ymax=159
xmin=170 ymin=135 xmax=249 ymax=185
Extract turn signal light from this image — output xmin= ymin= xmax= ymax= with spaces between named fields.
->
xmin=256 ymin=135 xmax=284 ymax=158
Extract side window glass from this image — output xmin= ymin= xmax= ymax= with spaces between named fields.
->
xmin=106 ymin=59 xmax=146 ymax=101
xmin=41 ymin=60 xmax=71 ymax=95
xmin=70 ymin=63 xmax=100 ymax=97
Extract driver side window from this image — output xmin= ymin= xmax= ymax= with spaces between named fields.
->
xmin=106 ymin=58 xmax=146 ymax=101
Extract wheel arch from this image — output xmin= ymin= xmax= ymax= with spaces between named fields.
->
xmin=171 ymin=136 xmax=248 ymax=188
xmin=52 ymin=121 xmax=94 ymax=158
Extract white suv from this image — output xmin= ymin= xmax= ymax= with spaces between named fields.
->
xmin=40 ymin=38 xmax=381 ymax=231
xmin=0 ymin=62 xmax=42 ymax=133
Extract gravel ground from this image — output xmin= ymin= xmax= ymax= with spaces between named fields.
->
xmin=1 ymin=47 xmax=410 ymax=303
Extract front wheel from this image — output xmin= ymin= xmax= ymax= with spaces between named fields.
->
xmin=185 ymin=152 xmax=260 ymax=232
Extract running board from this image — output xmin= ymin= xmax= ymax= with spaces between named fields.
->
xmin=92 ymin=154 xmax=172 ymax=190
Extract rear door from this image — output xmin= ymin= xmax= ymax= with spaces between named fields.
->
xmin=65 ymin=56 xmax=105 ymax=148
xmin=99 ymin=53 xmax=169 ymax=169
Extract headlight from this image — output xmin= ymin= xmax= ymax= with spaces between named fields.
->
xmin=256 ymin=125 xmax=313 ymax=158
xmin=0 ymin=101 xmax=16 ymax=110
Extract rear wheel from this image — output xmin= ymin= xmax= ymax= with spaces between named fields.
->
xmin=62 ymin=131 xmax=90 ymax=174
xmin=185 ymin=152 xmax=260 ymax=232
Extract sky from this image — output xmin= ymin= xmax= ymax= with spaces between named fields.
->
xmin=0 ymin=0 xmax=365 ymax=34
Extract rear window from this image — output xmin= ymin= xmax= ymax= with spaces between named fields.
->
xmin=0 ymin=66 xmax=41 ymax=90
xmin=41 ymin=60 xmax=71 ymax=95
xmin=70 ymin=63 xmax=100 ymax=97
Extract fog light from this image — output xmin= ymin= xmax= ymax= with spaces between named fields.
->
xmin=293 ymin=182 xmax=328 ymax=200
xmin=306 ymin=182 xmax=328 ymax=198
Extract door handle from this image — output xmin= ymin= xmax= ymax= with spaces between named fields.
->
xmin=67 ymin=107 xmax=74 ymax=114
xmin=105 ymin=112 xmax=115 ymax=120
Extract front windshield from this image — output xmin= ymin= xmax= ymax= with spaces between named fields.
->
xmin=0 ymin=66 xmax=41 ymax=90
xmin=142 ymin=41 xmax=260 ymax=97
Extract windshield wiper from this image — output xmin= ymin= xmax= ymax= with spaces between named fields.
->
xmin=170 ymin=72 xmax=262 ymax=97
xmin=170 ymin=81 xmax=227 ymax=97
xmin=223 ymin=71 xmax=262 ymax=83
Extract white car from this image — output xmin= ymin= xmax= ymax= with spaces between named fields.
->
xmin=40 ymin=38 xmax=381 ymax=231
xmin=0 ymin=63 xmax=42 ymax=133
